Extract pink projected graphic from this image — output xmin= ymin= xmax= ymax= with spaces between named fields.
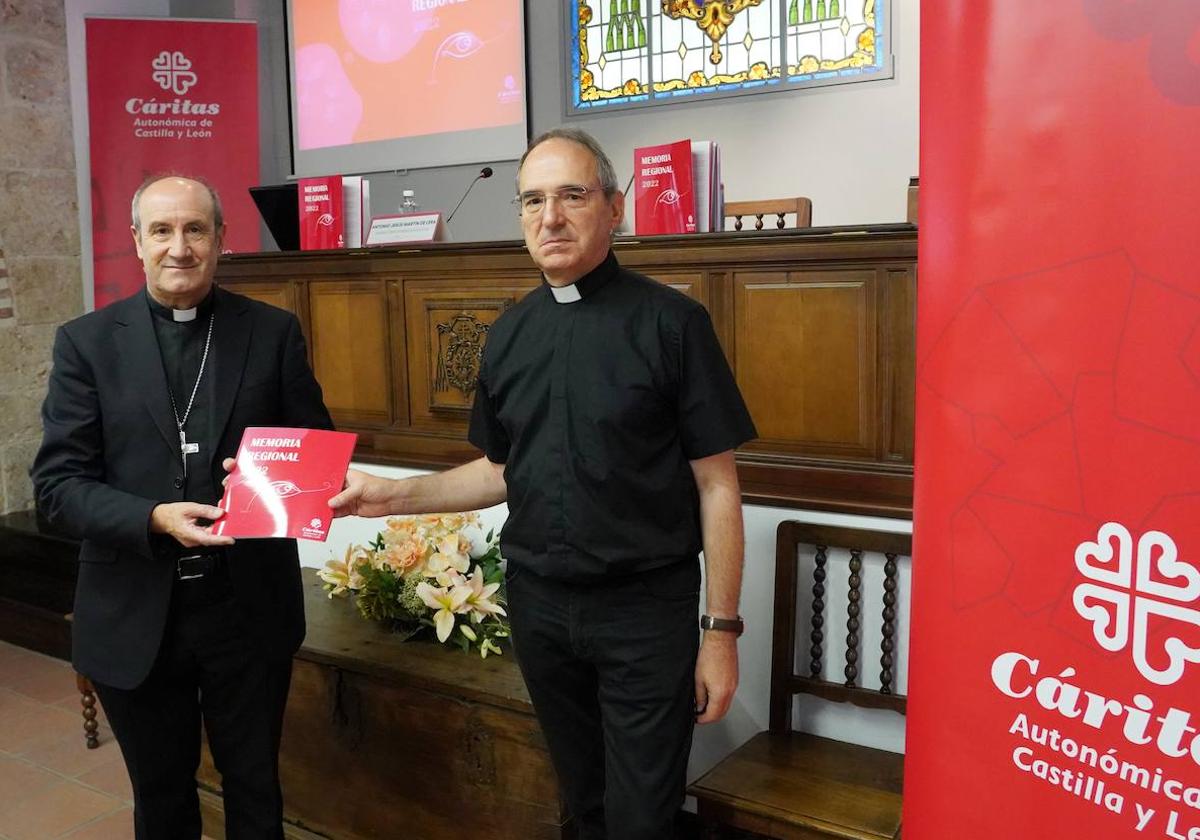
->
xmin=295 ymin=43 xmax=363 ymax=149
xmin=293 ymin=0 xmax=524 ymax=151
xmin=338 ymin=0 xmax=431 ymax=63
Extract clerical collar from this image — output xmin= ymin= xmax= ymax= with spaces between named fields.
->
xmin=544 ymin=252 xmax=618 ymax=305
xmin=146 ymin=288 xmax=215 ymax=323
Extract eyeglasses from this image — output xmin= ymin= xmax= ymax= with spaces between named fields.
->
xmin=513 ymin=184 xmax=607 ymax=216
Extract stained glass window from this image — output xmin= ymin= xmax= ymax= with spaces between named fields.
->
xmin=568 ymin=0 xmax=892 ymax=113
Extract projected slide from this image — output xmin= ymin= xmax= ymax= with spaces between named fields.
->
xmin=292 ymin=0 xmax=524 ymax=152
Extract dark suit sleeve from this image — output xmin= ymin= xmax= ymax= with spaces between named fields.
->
xmin=279 ymin=314 xmax=334 ymax=432
xmin=31 ymin=326 xmax=157 ymax=555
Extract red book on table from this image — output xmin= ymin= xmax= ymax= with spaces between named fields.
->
xmin=633 ymin=139 xmax=697 ymax=236
xmin=213 ymin=427 xmax=357 ymax=541
xmin=298 ymin=175 xmax=344 ymax=250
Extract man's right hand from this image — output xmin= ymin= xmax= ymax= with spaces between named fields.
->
xmin=328 ymin=469 xmax=401 ymax=519
xmin=149 ymin=502 xmax=235 ymax=548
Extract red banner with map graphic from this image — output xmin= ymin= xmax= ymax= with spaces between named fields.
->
xmin=85 ymin=17 xmax=259 ymax=309
xmin=904 ymin=3 xmax=1200 ymax=838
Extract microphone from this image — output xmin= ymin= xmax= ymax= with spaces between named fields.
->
xmin=446 ymin=166 xmax=494 ymax=224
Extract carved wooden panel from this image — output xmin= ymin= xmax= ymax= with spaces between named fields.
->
xmin=231 ymin=281 xmax=294 ymax=314
xmin=403 ymin=279 xmax=540 ymax=429
xmin=308 ymin=280 xmax=392 ymax=427
xmin=656 ymin=272 xmax=706 ymax=306
xmin=215 ymin=226 xmax=918 ymax=516
xmin=881 ymin=267 xmax=916 ymax=463
xmin=734 ymin=270 xmax=877 ymax=460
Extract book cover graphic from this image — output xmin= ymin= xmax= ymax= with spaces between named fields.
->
xmin=634 ymin=139 xmax=696 ymax=236
xmin=298 ymin=175 xmax=344 ymax=250
xmin=214 ymin=427 xmax=357 ymax=541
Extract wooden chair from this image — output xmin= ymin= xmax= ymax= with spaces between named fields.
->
xmin=724 ymin=198 xmax=813 ymax=231
xmin=689 ymin=522 xmax=911 ymax=840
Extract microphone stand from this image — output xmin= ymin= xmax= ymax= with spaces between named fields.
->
xmin=446 ymin=167 xmax=494 ymax=225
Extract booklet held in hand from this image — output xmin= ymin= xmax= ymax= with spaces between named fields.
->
xmin=213 ymin=427 xmax=357 ymax=541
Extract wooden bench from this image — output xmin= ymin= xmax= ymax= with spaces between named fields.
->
xmin=0 ymin=510 xmax=77 ymax=660
xmin=689 ymin=522 xmax=910 ymax=839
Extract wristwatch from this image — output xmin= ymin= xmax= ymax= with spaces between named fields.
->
xmin=700 ymin=614 xmax=744 ymax=636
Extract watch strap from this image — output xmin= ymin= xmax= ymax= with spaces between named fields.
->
xmin=700 ymin=614 xmax=744 ymax=635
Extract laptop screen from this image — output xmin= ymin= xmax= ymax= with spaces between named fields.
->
xmin=248 ymin=183 xmax=300 ymax=252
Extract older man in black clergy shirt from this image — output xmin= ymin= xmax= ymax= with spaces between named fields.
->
xmin=329 ymin=128 xmax=756 ymax=839
xmin=32 ymin=175 xmax=333 ymax=840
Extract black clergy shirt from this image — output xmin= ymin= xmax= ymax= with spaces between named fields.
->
xmin=468 ymin=252 xmax=757 ymax=581
xmin=147 ymin=288 xmax=218 ymax=509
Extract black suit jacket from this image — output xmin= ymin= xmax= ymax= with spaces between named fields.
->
xmin=32 ymin=286 xmax=334 ymax=689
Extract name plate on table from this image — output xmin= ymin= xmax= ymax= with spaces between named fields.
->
xmin=366 ymin=212 xmax=447 ymax=245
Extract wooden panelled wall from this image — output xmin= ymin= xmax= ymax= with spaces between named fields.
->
xmin=216 ymin=225 xmax=916 ymax=517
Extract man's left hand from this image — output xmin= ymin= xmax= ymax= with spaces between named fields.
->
xmin=694 ymin=634 xmax=738 ymax=724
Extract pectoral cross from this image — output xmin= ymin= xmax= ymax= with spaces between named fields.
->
xmin=180 ymin=428 xmax=200 ymax=477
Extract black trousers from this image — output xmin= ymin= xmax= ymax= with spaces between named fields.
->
xmin=505 ymin=560 xmax=701 ymax=840
xmin=93 ymin=568 xmax=293 ymax=840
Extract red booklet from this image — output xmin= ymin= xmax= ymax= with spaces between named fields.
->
xmin=633 ymin=139 xmax=696 ymax=236
xmin=213 ymin=427 xmax=357 ymax=541
xmin=298 ymin=175 xmax=344 ymax=250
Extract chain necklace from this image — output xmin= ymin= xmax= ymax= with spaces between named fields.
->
xmin=167 ymin=312 xmax=214 ymax=478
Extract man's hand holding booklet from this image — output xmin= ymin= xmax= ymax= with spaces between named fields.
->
xmin=214 ymin=427 xmax=357 ymax=541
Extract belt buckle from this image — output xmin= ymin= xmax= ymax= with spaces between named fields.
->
xmin=176 ymin=554 xmax=209 ymax=581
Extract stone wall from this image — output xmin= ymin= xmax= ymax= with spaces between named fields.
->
xmin=0 ymin=0 xmax=82 ymax=514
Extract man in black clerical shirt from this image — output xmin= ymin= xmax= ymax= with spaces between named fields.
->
xmin=329 ymin=128 xmax=756 ymax=839
xmin=32 ymin=175 xmax=333 ymax=840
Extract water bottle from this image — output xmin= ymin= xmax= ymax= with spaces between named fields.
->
xmin=401 ymin=189 xmax=420 ymax=214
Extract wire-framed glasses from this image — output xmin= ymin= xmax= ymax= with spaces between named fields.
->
xmin=512 ymin=184 xmax=606 ymax=216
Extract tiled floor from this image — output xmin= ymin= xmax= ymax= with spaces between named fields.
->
xmin=0 ymin=639 xmax=217 ymax=840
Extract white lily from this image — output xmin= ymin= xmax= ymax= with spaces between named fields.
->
xmin=317 ymin=545 xmax=359 ymax=596
xmin=416 ymin=580 xmax=471 ymax=642
xmin=461 ymin=567 xmax=507 ymax=622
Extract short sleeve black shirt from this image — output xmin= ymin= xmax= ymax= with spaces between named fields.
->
xmin=468 ymin=252 xmax=757 ymax=581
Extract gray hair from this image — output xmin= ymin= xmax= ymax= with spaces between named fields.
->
xmin=518 ymin=128 xmax=620 ymax=198
xmin=130 ymin=173 xmax=224 ymax=234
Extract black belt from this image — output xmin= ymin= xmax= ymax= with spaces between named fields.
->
xmin=175 ymin=549 xmax=227 ymax=581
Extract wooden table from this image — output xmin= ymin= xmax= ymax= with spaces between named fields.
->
xmin=198 ymin=569 xmax=569 ymax=840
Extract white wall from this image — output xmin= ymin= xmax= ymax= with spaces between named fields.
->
xmin=523 ymin=2 xmax=920 ymax=231
xmin=301 ymin=463 xmax=914 ymax=784
xmin=281 ymin=1 xmax=921 ymax=241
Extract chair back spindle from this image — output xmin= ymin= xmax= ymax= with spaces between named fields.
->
xmin=725 ymin=197 xmax=813 ymax=232
xmin=771 ymin=522 xmax=911 ymax=733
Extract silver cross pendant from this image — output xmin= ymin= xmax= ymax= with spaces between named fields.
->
xmin=179 ymin=429 xmax=200 ymax=478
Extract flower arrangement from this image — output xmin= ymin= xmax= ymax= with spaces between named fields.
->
xmin=317 ymin=513 xmax=509 ymax=658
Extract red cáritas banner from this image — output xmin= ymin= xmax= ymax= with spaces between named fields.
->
xmin=85 ymin=17 xmax=260 ymax=309
xmin=905 ymin=2 xmax=1200 ymax=837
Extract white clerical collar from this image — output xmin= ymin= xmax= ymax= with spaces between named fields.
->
xmin=172 ymin=306 xmax=198 ymax=322
xmin=549 ymin=284 xmax=583 ymax=304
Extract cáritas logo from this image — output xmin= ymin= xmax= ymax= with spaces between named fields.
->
xmin=126 ymin=49 xmax=220 ymax=116
xmin=1073 ymin=522 xmax=1200 ymax=686
xmin=151 ymin=50 xmax=197 ymax=95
